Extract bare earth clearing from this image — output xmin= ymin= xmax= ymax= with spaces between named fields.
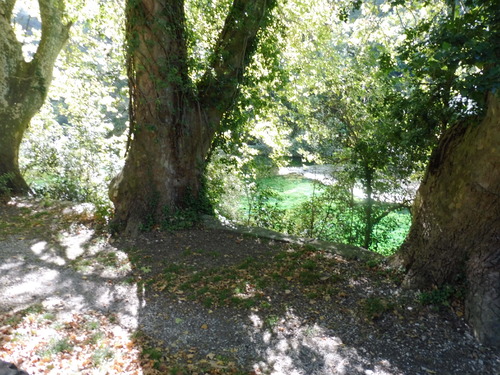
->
xmin=0 ymin=199 xmax=498 ymax=374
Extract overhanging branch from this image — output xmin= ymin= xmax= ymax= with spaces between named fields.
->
xmin=197 ymin=0 xmax=276 ymax=123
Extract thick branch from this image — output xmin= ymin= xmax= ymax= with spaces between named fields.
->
xmin=373 ymin=202 xmax=410 ymax=227
xmin=0 ymin=0 xmax=16 ymax=19
xmin=0 ymin=0 xmax=23 ymax=76
xmin=125 ymin=0 xmax=190 ymax=128
xmin=197 ymin=0 xmax=275 ymax=127
xmin=33 ymin=0 xmax=72 ymax=79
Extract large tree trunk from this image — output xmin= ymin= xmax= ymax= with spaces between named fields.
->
xmin=110 ymin=0 xmax=275 ymax=234
xmin=0 ymin=0 xmax=71 ymax=195
xmin=397 ymin=93 xmax=500 ymax=348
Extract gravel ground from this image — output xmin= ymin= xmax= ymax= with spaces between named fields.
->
xmin=0 ymin=199 xmax=499 ymax=374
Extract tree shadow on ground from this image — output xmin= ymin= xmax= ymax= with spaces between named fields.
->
xmin=0 ymin=199 xmax=144 ymax=373
xmin=0 ymin=199 xmax=498 ymax=374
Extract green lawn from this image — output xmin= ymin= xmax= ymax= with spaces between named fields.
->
xmin=257 ymin=174 xmax=325 ymax=209
xmin=242 ymin=174 xmax=411 ymax=256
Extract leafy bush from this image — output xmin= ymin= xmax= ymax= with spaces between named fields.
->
xmin=162 ymin=206 xmax=201 ymax=231
xmin=205 ymin=148 xmax=258 ymax=221
xmin=243 ymin=184 xmax=287 ymax=230
xmin=231 ymin=175 xmax=411 ymax=256
xmin=16 ymin=2 xmax=127 ymax=222
xmin=289 ymin=185 xmax=365 ymax=243
xmin=371 ymin=209 xmax=412 ymax=256
xmin=418 ymin=285 xmax=461 ymax=308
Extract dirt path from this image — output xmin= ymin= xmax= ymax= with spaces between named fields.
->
xmin=0 ymin=199 xmax=499 ymax=374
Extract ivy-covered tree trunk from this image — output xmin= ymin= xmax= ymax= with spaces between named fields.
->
xmin=397 ymin=93 xmax=500 ymax=348
xmin=0 ymin=0 xmax=71 ymax=195
xmin=110 ymin=0 xmax=275 ymax=234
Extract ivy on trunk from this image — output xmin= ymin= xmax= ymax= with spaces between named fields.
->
xmin=110 ymin=0 xmax=276 ymax=234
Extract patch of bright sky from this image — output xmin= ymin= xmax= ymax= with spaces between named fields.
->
xmin=12 ymin=0 xmax=41 ymax=62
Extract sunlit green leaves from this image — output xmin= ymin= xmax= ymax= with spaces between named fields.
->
xmin=397 ymin=0 xmax=500 ymax=120
xmin=184 ymin=0 xmax=232 ymax=81
xmin=19 ymin=0 xmax=127 ymax=208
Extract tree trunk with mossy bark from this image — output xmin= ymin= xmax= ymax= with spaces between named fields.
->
xmin=396 ymin=93 xmax=500 ymax=349
xmin=0 ymin=0 xmax=71 ymax=195
xmin=109 ymin=0 xmax=276 ymax=235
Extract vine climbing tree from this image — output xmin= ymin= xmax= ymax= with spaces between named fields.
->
xmin=109 ymin=0 xmax=277 ymax=234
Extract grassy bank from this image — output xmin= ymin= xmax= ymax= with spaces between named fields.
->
xmin=238 ymin=174 xmax=411 ymax=256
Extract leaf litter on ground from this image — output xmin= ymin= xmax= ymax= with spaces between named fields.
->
xmin=1 ymin=198 xmax=499 ymax=375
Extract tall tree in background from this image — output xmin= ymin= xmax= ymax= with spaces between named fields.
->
xmin=395 ymin=0 xmax=500 ymax=348
xmin=0 ymin=0 xmax=72 ymax=194
xmin=110 ymin=0 xmax=276 ymax=234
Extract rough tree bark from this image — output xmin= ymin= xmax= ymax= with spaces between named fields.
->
xmin=110 ymin=0 xmax=275 ymax=234
xmin=0 ymin=0 xmax=71 ymax=195
xmin=396 ymin=93 xmax=500 ymax=348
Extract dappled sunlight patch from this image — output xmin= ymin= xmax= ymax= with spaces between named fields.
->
xmin=234 ymin=282 xmax=260 ymax=300
xmin=0 ymin=307 xmax=151 ymax=374
xmin=248 ymin=308 xmax=398 ymax=375
xmin=249 ymin=312 xmax=264 ymax=329
xmin=30 ymin=241 xmax=66 ymax=266
xmin=58 ymin=228 xmax=95 ymax=260
xmin=3 ymin=269 xmax=60 ymax=304
xmin=69 ymin=247 xmax=133 ymax=278
xmin=1 ymin=198 xmax=103 ymax=237
xmin=31 ymin=241 xmax=47 ymax=255
xmin=0 ymin=203 xmax=142 ymax=341
xmin=1 ymin=241 xmax=139 ymax=326
xmin=61 ymin=203 xmax=97 ymax=222
xmin=0 ymin=259 xmax=24 ymax=272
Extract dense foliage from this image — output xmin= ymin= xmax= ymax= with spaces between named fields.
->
xmin=16 ymin=0 xmax=127 ymax=219
xmin=9 ymin=0 xmax=498 ymax=252
xmin=206 ymin=0 xmax=442 ymax=253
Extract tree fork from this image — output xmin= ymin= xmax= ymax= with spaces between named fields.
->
xmin=111 ymin=0 xmax=276 ymax=235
